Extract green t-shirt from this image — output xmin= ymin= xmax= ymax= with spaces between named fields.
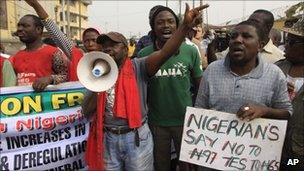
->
xmin=2 ymin=59 xmax=16 ymax=87
xmin=138 ymin=43 xmax=202 ymax=126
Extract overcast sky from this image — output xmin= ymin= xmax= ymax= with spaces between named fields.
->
xmin=88 ymin=0 xmax=301 ymax=39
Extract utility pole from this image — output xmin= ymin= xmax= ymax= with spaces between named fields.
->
xmin=79 ymin=1 xmax=82 ymax=40
xmin=66 ymin=0 xmax=71 ymax=38
xmin=242 ymin=0 xmax=246 ymax=21
xmin=104 ymin=22 xmax=108 ymax=33
xmin=193 ymin=0 xmax=195 ymax=8
xmin=116 ymin=0 xmax=119 ymax=31
xmin=166 ymin=0 xmax=168 ymax=7
xmin=61 ymin=0 xmax=66 ymax=34
xmin=200 ymin=0 xmax=204 ymax=24
xmin=179 ymin=0 xmax=182 ymax=20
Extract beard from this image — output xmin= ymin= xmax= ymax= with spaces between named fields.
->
xmin=19 ymin=36 xmax=37 ymax=44
xmin=115 ymin=51 xmax=127 ymax=67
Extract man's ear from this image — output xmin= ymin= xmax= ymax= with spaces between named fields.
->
xmin=36 ymin=27 xmax=43 ymax=34
xmin=258 ymin=40 xmax=266 ymax=52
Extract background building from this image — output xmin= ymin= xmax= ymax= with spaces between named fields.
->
xmin=0 ymin=0 xmax=92 ymax=55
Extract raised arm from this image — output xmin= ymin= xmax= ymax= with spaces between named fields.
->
xmin=25 ymin=0 xmax=73 ymax=59
xmin=32 ymin=49 xmax=68 ymax=92
xmin=145 ymin=3 xmax=209 ymax=77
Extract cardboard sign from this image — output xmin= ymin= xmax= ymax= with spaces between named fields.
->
xmin=180 ymin=107 xmax=287 ymax=171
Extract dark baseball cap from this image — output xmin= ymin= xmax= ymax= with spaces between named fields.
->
xmin=97 ymin=32 xmax=128 ymax=47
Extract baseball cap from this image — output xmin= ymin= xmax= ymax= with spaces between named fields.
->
xmin=97 ymin=32 xmax=128 ymax=47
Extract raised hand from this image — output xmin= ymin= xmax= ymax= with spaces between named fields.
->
xmin=183 ymin=3 xmax=209 ymax=28
xmin=24 ymin=0 xmax=39 ymax=7
xmin=24 ymin=0 xmax=49 ymax=20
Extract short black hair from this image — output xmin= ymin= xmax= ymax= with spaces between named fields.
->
xmin=150 ymin=6 xmax=179 ymax=31
xmin=23 ymin=14 xmax=44 ymax=31
xmin=149 ymin=5 xmax=165 ymax=21
xmin=236 ymin=20 xmax=267 ymax=42
xmin=252 ymin=9 xmax=274 ymax=32
xmin=150 ymin=6 xmax=179 ymax=45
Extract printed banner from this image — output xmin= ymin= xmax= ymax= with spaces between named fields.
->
xmin=180 ymin=107 xmax=287 ymax=171
xmin=0 ymin=82 xmax=89 ymax=171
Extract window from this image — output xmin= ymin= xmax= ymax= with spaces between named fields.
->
xmin=0 ymin=0 xmax=8 ymax=29
xmin=70 ymin=13 xmax=78 ymax=23
xmin=71 ymin=27 xmax=78 ymax=38
xmin=60 ymin=12 xmax=63 ymax=21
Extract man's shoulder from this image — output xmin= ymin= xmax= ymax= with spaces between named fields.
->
xmin=180 ymin=42 xmax=197 ymax=51
xmin=204 ymin=60 xmax=225 ymax=74
xmin=209 ymin=58 xmax=224 ymax=66
xmin=132 ymin=57 xmax=146 ymax=67
xmin=263 ymin=40 xmax=284 ymax=59
xmin=271 ymin=45 xmax=284 ymax=56
xmin=178 ymin=43 xmax=199 ymax=57
xmin=264 ymin=60 xmax=283 ymax=70
xmin=41 ymin=44 xmax=59 ymax=51
xmin=138 ymin=45 xmax=154 ymax=57
xmin=263 ymin=61 xmax=286 ymax=78
xmin=138 ymin=34 xmax=151 ymax=43
xmin=274 ymin=59 xmax=289 ymax=67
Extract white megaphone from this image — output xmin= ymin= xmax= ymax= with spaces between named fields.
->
xmin=77 ymin=51 xmax=118 ymax=92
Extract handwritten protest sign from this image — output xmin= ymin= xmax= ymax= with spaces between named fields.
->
xmin=0 ymin=82 xmax=90 ymax=170
xmin=180 ymin=107 xmax=287 ymax=171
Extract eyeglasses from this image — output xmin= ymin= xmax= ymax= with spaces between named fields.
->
xmin=285 ymin=39 xmax=304 ymax=46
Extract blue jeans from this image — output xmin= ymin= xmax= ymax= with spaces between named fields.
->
xmin=104 ymin=123 xmax=154 ymax=171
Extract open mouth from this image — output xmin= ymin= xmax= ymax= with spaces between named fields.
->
xmin=232 ymin=47 xmax=243 ymax=52
xmin=231 ymin=46 xmax=244 ymax=55
xmin=162 ymin=30 xmax=172 ymax=39
xmin=17 ymin=32 xmax=26 ymax=38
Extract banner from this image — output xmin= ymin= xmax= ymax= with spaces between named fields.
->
xmin=180 ymin=107 xmax=287 ymax=171
xmin=0 ymin=82 xmax=89 ymax=171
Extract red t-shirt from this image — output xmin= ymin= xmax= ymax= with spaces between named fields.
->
xmin=0 ymin=56 xmax=4 ymax=86
xmin=10 ymin=45 xmax=58 ymax=86
xmin=69 ymin=47 xmax=84 ymax=81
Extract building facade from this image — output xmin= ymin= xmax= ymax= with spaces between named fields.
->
xmin=0 ymin=0 xmax=91 ymax=54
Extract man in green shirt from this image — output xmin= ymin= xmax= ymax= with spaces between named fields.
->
xmin=138 ymin=6 xmax=203 ymax=171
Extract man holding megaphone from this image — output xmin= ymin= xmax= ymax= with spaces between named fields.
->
xmin=81 ymin=3 xmax=209 ymax=171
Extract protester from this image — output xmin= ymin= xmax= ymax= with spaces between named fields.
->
xmin=25 ymin=0 xmax=101 ymax=81
xmin=192 ymin=25 xmax=208 ymax=69
xmin=248 ymin=10 xmax=285 ymax=63
xmin=196 ymin=19 xmax=292 ymax=121
xmin=131 ymin=5 xmax=164 ymax=58
xmin=185 ymin=27 xmax=203 ymax=66
xmin=137 ymin=5 xmax=203 ymax=171
xmin=202 ymin=29 xmax=215 ymax=52
xmin=209 ymin=10 xmax=285 ymax=64
xmin=196 ymin=22 xmax=292 ymax=171
xmin=81 ymin=4 xmax=208 ymax=171
xmin=206 ymin=28 xmax=230 ymax=64
xmin=82 ymin=27 xmax=102 ymax=52
xmin=0 ymin=56 xmax=16 ymax=87
xmin=185 ymin=24 xmax=207 ymax=70
xmin=276 ymin=17 xmax=304 ymax=171
xmin=128 ymin=37 xmax=136 ymax=57
xmin=10 ymin=14 xmax=68 ymax=91
xmin=269 ymin=28 xmax=282 ymax=47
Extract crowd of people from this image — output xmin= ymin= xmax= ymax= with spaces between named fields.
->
xmin=0 ymin=0 xmax=303 ymax=170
